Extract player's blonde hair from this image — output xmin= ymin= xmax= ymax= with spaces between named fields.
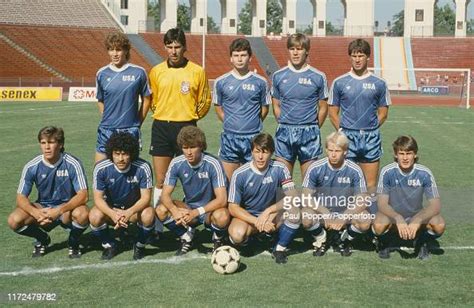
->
xmin=287 ymin=33 xmax=310 ymax=51
xmin=325 ymin=131 xmax=349 ymax=151
xmin=105 ymin=31 xmax=131 ymax=61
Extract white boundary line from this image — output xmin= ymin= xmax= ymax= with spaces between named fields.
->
xmin=0 ymin=246 xmax=473 ymax=277
xmin=0 ymin=253 xmax=208 ymax=277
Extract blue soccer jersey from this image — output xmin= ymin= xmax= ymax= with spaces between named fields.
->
xmin=17 ymin=153 xmax=88 ymax=207
xmin=96 ymin=63 xmax=151 ymax=129
xmin=164 ymin=153 xmax=227 ymax=209
xmin=229 ymin=160 xmax=295 ymax=216
xmin=303 ymin=158 xmax=367 ymax=212
xmin=328 ymin=71 xmax=391 ymax=130
xmin=93 ymin=158 xmax=153 ymax=209
xmin=377 ymin=162 xmax=439 ymax=218
xmin=213 ymin=71 xmax=271 ymax=134
xmin=271 ymin=64 xmax=328 ymax=125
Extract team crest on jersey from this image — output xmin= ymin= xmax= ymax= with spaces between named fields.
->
xmin=298 ymin=78 xmax=312 ymax=85
xmin=184 ymin=173 xmax=189 ymax=178
xmin=56 ymin=170 xmax=69 ymax=177
xmin=363 ymin=83 xmax=376 ymax=90
xmin=324 ymin=176 xmax=329 ymax=180
xmin=41 ymin=174 xmax=46 ymax=179
xmin=181 ymin=81 xmax=190 ymax=94
xmin=408 ymin=179 xmax=422 ymax=187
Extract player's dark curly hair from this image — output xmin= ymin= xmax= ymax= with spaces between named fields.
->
xmin=251 ymin=133 xmax=275 ymax=153
xmin=229 ymin=38 xmax=252 ymax=57
xmin=177 ymin=126 xmax=207 ymax=151
xmin=105 ymin=31 xmax=131 ymax=61
xmin=105 ymin=132 xmax=139 ymax=162
xmin=392 ymin=135 xmax=419 ymax=162
xmin=348 ymin=39 xmax=371 ymax=57
xmin=164 ymin=28 xmax=186 ymax=48
xmin=37 ymin=126 xmax=65 ymax=152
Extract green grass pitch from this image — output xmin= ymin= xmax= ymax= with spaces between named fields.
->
xmin=0 ymin=102 xmax=473 ymax=306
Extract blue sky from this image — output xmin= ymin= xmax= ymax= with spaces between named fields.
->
xmin=177 ymin=0 xmax=473 ymax=31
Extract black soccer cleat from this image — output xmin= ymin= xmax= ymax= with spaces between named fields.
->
xmin=378 ymin=247 xmax=391 ymax=259
xmin=68 ymin=246 xmax=82 ymax=259
xmin=272 ymin=250 xmax=288 ymax=264
xmin=213 ymin=238 xmax=224 ymax=252
xmin=340 ymin=240 xmax=353 ymax=257
xmin=175 ymin=239 xmax=192 ymax=256
xmin=313 ymin=245 xmax=326 ymax=257
xmin=133 ymin=244 xmax=146 ymax=260
xmin=101 ymin=245 xmax=118 ymax=260
xmin=32 ymin=235 xmax=51 ymax=258
xmin=416 ymin=243 xmax=430 ymax=260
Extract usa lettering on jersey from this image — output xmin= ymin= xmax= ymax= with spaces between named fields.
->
xmin=242 ymin=83 xmax=255 ymax=91
xmin=122 ymin=75 xmax=136 ymax=82
xmin=298 ymin=77 xmax=312 ymax=85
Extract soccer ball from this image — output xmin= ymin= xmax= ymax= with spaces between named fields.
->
xmin=211 ymin=245 xmax=240 ymax=274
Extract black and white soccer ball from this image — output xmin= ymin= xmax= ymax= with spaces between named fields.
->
xmin=211 ymin=245 xmax=240 ymax=274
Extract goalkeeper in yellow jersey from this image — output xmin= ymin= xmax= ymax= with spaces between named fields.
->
xmin=148 ymin=28 xmax=211 ymax=217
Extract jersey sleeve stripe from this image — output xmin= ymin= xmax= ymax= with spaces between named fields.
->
xmin=376 ymin=163 xmax=398 ymax=194
xmin=64 ymin=154 xmax=88 ymax=190
xmin=228 ymin=164 xmax=249 ymax=202
xmin=17 ymin=156 xmax=42 ymax=194
xmin=204 ymin=156 xmax=226 ymax=188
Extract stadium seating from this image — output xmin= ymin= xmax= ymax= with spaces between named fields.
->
xmin=140 ymin=33 xmax=265 ymax=79
xmin=0 ymin=38 xmax=55 ymax=82
xmin=411 ymin=38 xmax=474 ymax=70
xmin=0 ymin=25 xmax=151 ymax=85
xmin=0 ymin=0 xmax=117 ymax=29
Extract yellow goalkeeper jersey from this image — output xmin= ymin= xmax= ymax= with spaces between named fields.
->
xmin=149 ymin=59 xmax=211 ymax=122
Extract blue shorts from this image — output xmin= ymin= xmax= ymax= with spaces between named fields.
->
xmin=218 ymin=132 xmax=257 ymax=164
xmin=275 ymin=124 xmax=322 ymax=163
xmin=342 ymin=128 xmax=382 ymax=163
xmin=96 ymin=126 xmax=141 ymax=154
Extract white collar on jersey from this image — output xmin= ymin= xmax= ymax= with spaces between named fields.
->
xmin=108 ymin=62 xmax=130 ymax=72
xmin=250 ymin=160 xmax=269 ymax=175
xmin=396 ymin=163 xmax=416 ymax=176
xmin=42 ymin=153 xmax=64 ymax=168
xmin=287 ymin=61 xmax=310 ymax=73
xmin=230 ymin=70 xmax=253 ymax=80
xmin=349 ymin=69 xmax=372 ymax=80
xmin=327 ymin=159 xmax=347 ymax=171
xmin=187 ymin=154 xmax=205 ymax=169
xmin=113 ymin=163 xmax=131 ymax=174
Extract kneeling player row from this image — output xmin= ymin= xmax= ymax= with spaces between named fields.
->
xmin=8 ymin=126 xmax=444 ymax=262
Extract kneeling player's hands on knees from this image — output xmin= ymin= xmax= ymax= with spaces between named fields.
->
xmin=263 ymin=221 xmax=276 ymax=233
xmin=183 ymin=209 xmax=198 ymax=224
xmin=256 ymin=212 xmax=270 ymax=232
xmin=45 ymin=207 xmax=61 ymax=221
xmin=397 ymin=222 xmax=410 ymax=240
xmin=407 ymin=222 xmax=421 ymax=240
